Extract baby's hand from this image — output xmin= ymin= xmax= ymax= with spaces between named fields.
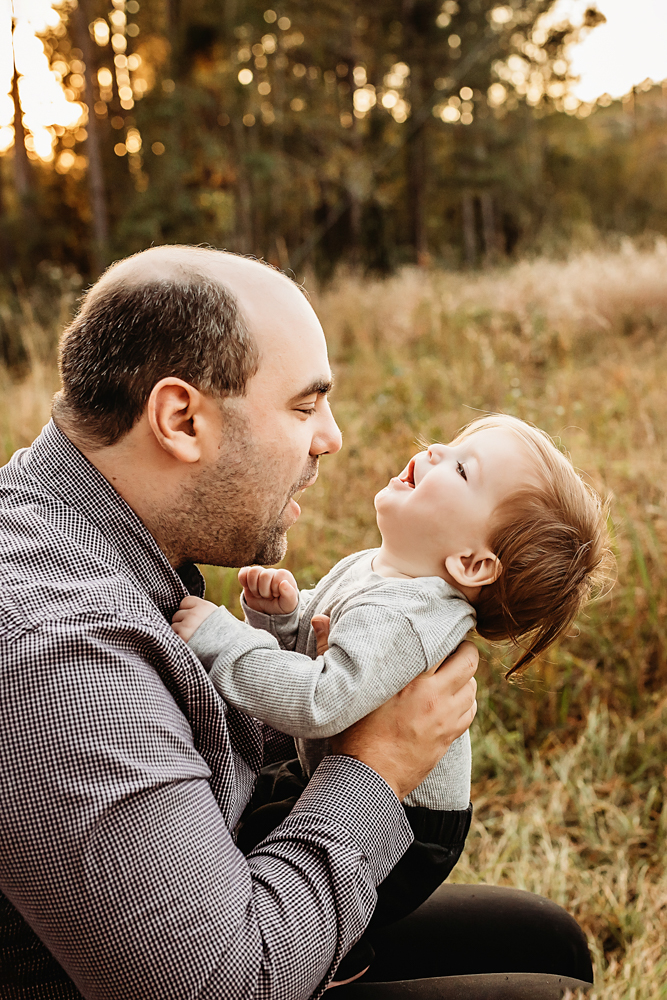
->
xmin=239 ymin=566 xmax=299 ymax=616
xmin=172 ymin=596 xmax=218 ymax=643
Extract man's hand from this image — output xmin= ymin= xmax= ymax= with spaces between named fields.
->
xmin=330 ymin=641 xmax=479 ymax=802
xmin=311 ymin=615 xmax=331 ymax=656
xmin=239 ymin=566 xmax=299 ymax=616
xmin=172 ymin=595 xmax=218 ymax=643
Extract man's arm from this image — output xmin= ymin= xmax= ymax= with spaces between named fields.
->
xmin=0 ymin=620 xmax=476 ymax=999
xmin=0 ymin=622 xmax=410 ymax=999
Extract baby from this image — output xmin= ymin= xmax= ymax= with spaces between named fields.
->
xmin=173 ymin=412 xmax=609 ymax=982
xmin=173 ymin=412 xmax=609 ymax=770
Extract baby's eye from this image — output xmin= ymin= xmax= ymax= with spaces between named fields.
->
xmin=456 ymin=461 xmax=468 ymax=481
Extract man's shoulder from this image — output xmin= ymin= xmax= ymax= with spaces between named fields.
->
xmin=0 ymin=495 xmax=153 ymax=635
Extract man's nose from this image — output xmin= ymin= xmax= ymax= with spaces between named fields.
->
xmin=311 ymin=400 xmax=342 ymax=456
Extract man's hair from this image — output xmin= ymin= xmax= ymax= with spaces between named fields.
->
xmin=53 ymin=264 xmax=259 ymax=447
xmin=457 ymin=414 xmax=612 ymax=676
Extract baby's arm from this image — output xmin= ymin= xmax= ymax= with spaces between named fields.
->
xmin=172 ymin=569 xmax=302 ymax=647
xmin=238 ymin=566 xmax=299 ymax=617
xmin=172 ymin=596 xmax=219 ymax=644
xmin=181 ymin=585 xmax=472 ymax=740
xmin=239 ymin=566 xmax=322 ymax=653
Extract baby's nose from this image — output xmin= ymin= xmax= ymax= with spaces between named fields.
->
xmin=427 ymin=443 xmax=451 ymax=462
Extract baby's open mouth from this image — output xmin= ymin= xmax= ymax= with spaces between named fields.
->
xmin=399 ymin=458 xmax=416 ymax=488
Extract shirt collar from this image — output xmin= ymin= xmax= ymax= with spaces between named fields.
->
xmin=21 ymin=420 xmax=205 ymax=616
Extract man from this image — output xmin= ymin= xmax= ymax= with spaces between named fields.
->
xmin=0 ymin=247 xmax=592 ymax=999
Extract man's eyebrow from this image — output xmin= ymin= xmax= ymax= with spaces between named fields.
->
xmin=289 ymin=375 xmax=334 ymax=403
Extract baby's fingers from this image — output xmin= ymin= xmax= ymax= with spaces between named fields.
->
xmin=179 ymin=595 xmax=201 ymax=610
xmin=240 ymin=565 xmax=263 ymax=597
xmin=272 ymin=569 xmax=298 ymax=597
xmin=257 ymin=568 xmax=278 ymax=600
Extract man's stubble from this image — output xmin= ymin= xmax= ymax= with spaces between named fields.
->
xmin=162 ymin=407 xmax=317 ymax=569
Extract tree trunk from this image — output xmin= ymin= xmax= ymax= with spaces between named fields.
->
xmin=462 ymin=191 xmax=476 ymax=266
xmin=0 ymin=158 xmax=12 ymax=271
xmin=10 ymin=66 xmax=31 ymax=202
xmin=71 ymin=0 xmax=109 ymax=275
xmin=480 ymin=191 xmax=496 ymax=262
xmin=406 ymin=62 xmax=428 ymax=264
xmin=231 ymin=118 xmax=252 ymax=254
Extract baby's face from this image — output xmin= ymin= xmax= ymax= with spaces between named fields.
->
xmin=374 ymin=427 xmax=536 ymax=580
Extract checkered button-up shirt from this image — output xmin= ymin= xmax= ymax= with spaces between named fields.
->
xmin=0 ymin=421 xmax=412 ymax=1000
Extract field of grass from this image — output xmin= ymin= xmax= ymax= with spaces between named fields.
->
xmin=3 ymin=247 xmax=667 ymax=996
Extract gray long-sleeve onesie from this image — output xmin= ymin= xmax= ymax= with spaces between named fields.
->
xmin=189 ymin=549 xmax=475 ymax=810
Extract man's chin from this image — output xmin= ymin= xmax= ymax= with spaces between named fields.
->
xmin=252 ymin=529 xmax=288 ymax=567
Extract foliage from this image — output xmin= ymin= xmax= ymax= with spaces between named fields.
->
xmin=3 ymin=0 xmax=621 ymax=278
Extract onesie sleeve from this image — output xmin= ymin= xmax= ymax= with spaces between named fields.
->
xmin=241 ymin=589 xmax=317 ymax=651
xmin=188 ymin=586 xmax=474 ymax=741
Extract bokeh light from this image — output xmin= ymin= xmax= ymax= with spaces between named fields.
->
xmin=1 ymin=0 xmax=85 ymax=164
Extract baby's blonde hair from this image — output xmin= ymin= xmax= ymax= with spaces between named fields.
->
xmin=453 ymin=414 xmax=611 ymax=676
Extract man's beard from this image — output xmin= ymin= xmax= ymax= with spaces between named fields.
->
xmin=162 ymin=418 xmax=317 ymax=569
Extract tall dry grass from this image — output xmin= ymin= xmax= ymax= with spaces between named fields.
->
xmin=2 ymin=247 xmax=667 ymax=995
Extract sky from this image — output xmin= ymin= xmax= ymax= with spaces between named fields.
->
xmin=552 ymin=0 xmax=667 ymax=101
xmin=2 ymin=0 xmax=667 ymax=160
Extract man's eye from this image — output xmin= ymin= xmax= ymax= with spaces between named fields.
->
xmin=456 ymin=461 xmax=467 ymax=481
xmin=296 ymin=407 xmax=316 ymax=416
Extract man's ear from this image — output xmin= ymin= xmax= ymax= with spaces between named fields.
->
xmin=147 ymin=378 xmax=210 ymax=464
xmin=445 ymin=550 xmax=502 ymax=590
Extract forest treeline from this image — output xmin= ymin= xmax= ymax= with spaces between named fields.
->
xmin=3 ymin=0 xmax=667 ymax=282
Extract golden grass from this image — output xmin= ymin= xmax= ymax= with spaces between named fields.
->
xmin=3 ymin=248 xmax=667 ymax=995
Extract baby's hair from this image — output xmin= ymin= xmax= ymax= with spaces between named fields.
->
xmin=453 ymin=414 xmax=612 ymax=677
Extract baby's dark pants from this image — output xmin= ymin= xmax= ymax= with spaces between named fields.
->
xmin=238 ymin=759 xmax=594 ymax=999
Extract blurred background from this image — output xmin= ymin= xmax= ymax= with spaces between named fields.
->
xmin=3 ymin=1 xmax=667 ymax=996
xmin=3 ymin=0 xmax=667 ymax=277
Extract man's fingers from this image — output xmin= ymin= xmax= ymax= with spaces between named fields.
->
xmin=311 ymin=614 xmax=331 ymax=655
xmin=458 ymin=699 xmax=478 ymax=737
xmin=427 ymin=640 xmax=479 ymax=684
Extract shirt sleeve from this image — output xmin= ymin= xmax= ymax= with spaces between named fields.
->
xmin=0 ymin=620 xmax=412 ymax=1000
xmin=191 ymin=593 xmax=474 ymax=740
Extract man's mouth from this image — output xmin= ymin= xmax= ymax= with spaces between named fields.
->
xmin=291 ymin=473 xmax=319 ymax=503
xmin=283 ymin=468 xmax=319 ymax=517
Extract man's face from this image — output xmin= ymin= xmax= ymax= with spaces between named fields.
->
xmin=180 ymin=270 xmax=342 ymax=568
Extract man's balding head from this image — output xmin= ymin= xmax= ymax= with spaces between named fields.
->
xmin=52 ymin=244 xmax=340 ymax=568
xmin=90 ymin=245 xmax=301 ymax=305
xmin=53 ymin=246 xmax=308 ymax=447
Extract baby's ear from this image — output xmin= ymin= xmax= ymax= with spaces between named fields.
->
xmin=445 ymin=550 xmax=502 ymax=590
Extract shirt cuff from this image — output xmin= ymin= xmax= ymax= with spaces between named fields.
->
xmin=241 ymin=594 xmax=301 ymax=642
xmin=288 ymin=754 xmax=413 ymax=886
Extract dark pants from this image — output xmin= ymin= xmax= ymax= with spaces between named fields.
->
xmin=338 ymin=882 xmax=594 ymax=997
xmin=241 ymin=761 xmax=595 ymax=999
